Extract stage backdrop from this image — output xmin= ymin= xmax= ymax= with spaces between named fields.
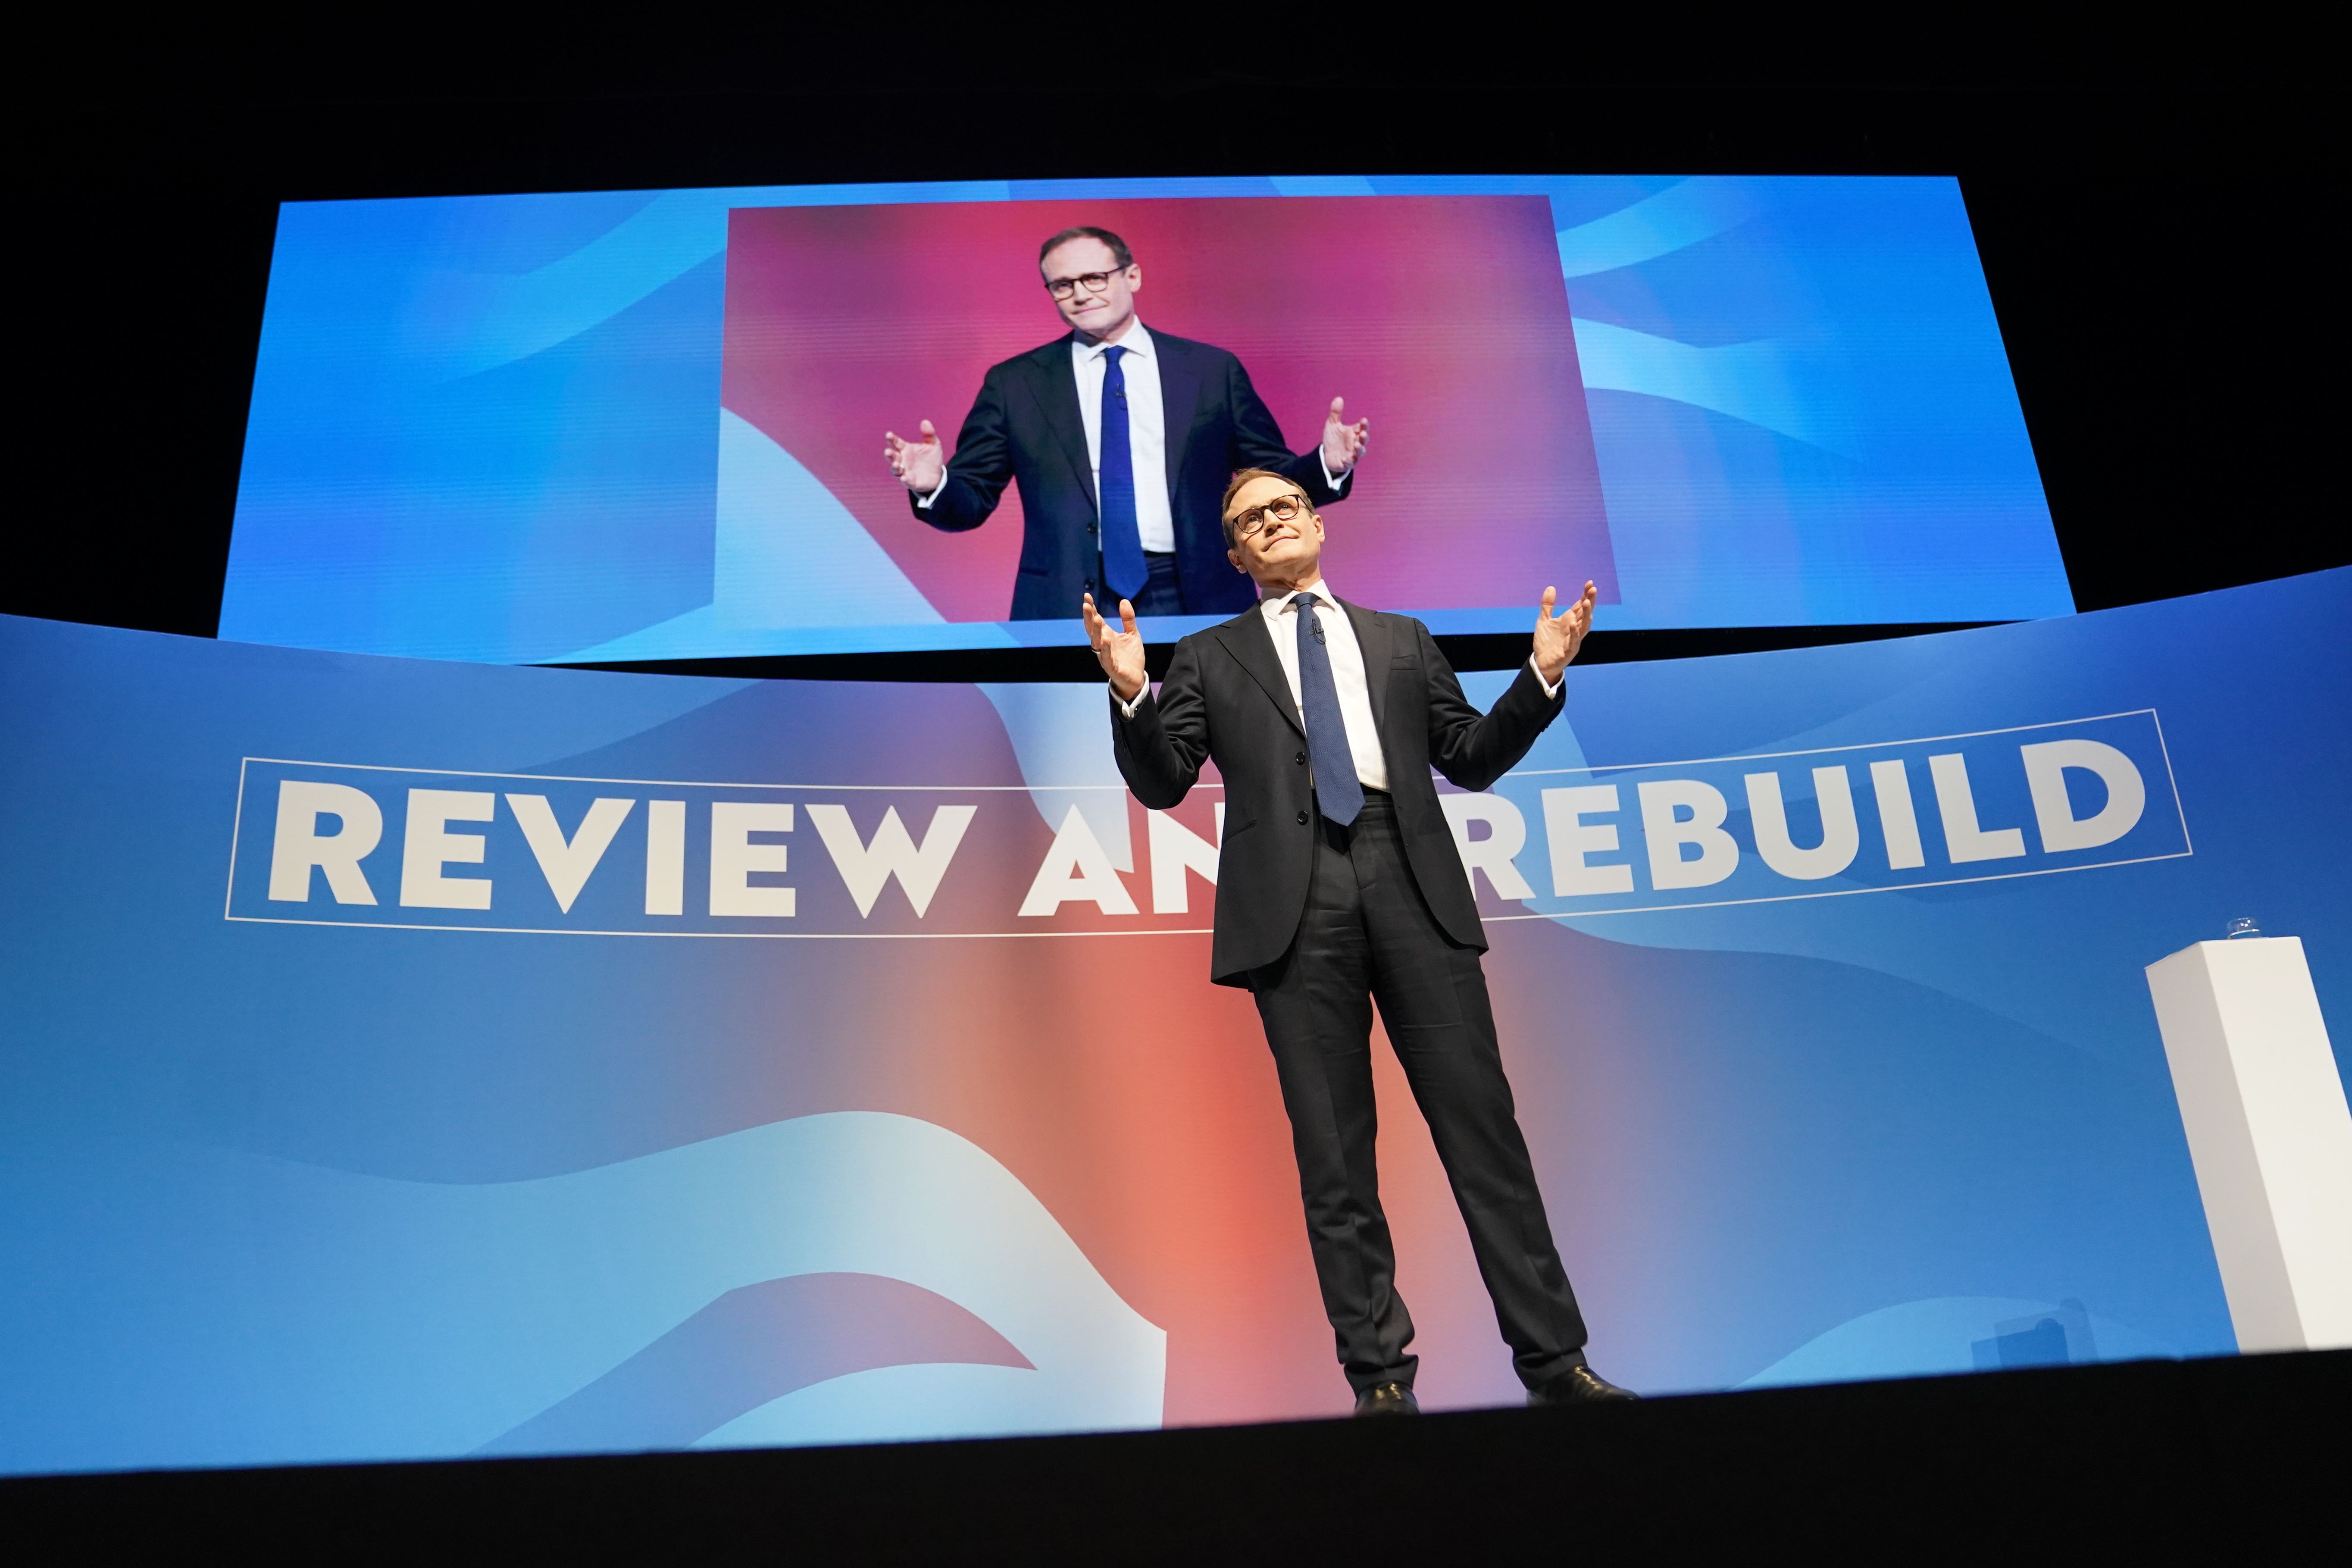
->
xmin=4 ymin=571 xmax=2346 ymax=1477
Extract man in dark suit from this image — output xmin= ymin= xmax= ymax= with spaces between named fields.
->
xmin=1082 ymin=469 xmax=1636 ymax=1415
xmin=885 ymin=225 xmax=1369 ymax=620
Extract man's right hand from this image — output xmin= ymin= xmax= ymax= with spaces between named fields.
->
xmin=884 ymin=419 xmax=946 ymax=494
xmin=1083 ymin=593 xmax=1148 ymax=704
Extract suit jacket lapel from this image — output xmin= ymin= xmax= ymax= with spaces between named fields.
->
xmin=1214 ymin=608 xmax=1305 ymax=738
xmin=1019 ymin=338 xmax=1095 ymax=509
xmin=1340 ymin=598 xmax=1392 ymax=739
xmin=1156 ymin=338 xmax=1202 ymax=499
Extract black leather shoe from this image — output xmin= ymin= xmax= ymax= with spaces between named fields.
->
xmin=1526 ymin=1365 xmax=1639 ymax=1406
xmin=1353 ymin=1381 xmax=1420 ymax=1417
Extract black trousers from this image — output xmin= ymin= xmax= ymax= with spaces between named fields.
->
xmin=1248 ymin=790 xmax=1589 ymax=1393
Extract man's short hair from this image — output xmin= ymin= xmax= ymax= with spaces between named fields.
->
xmin=1038 ymin=225 xmax=1135 ymax=270
xmin=1220 ymin=467 xmax=1296 ymax=550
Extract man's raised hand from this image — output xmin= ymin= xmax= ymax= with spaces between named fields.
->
xmin=1532 ymin=580 xmax=1599 ymax=684
xmin=884 ymin=419 xmax=946 ymax=494
xmin=1082 ymin=593 xmax=1149 ymax=704
xmin=1320 ymin=396 xmax=1370 ymax=476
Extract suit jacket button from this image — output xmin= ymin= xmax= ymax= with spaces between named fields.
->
xmin=1086 ymin=523 xmax=1098 ymax=534
xmin=1296 ymin=810 xmax=1310 ymax=825
xmin=1295 ymin=751 xmax=1307 ymax=764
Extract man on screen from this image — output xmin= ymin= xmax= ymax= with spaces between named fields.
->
xmin=1082 ymin=470 xmax=1634 ymax=1415
xmin=884 ymin=226 xmax=1369 ymax=620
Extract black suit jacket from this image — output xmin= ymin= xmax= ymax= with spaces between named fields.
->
xmin=913 ymin=330 xmax=1353 ymax=620
xmin=1112 ymin=598 xmax=1565 ymax=986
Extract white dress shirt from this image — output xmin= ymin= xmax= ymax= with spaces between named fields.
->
xmin=1070 ymin=322 xmax=1175 ymax=553
xmin=1258 ymin=581 xmax=1389 ymax=791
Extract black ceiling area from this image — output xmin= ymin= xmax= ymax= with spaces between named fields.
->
xmin=11 ymin=22 xmax=2338 ymax=648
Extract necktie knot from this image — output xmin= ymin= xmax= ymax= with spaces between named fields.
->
xmin=1293 ymin=592 xmax=1325 ymax=642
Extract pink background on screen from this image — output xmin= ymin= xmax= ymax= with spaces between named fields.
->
xmin=721 ymin=196 xmax=1617 ymax=622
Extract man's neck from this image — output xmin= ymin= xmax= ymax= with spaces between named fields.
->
xmin=1076 ymin=314 xmax=1141 ymax=348
xmin=1257 ymin=567 xmax=1325 ymax=600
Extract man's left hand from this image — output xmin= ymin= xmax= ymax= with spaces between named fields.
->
xmin=1533 ymin=581 xmax=1599 ymax=685
xmin=1320 ymin=396 xmax=1370 ymax=476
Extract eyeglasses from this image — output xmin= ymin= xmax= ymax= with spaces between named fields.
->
xmin=1044 ymin=270 xmax=1123 ymax=300
xmin=1229 ymin=493 xmax=1310 ymax=538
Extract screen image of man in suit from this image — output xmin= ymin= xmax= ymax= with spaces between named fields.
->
xmin=1083 ymin=469 xmax=1637 ymax=1416
xmin=884 ymin=225 xmax=1370 ymax=621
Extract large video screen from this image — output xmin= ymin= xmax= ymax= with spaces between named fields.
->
xmin=220 ymin=175 xmax=2072 ymax=664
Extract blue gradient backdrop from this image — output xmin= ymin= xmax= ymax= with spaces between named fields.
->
xmin=6 ymin=572 xmax=2343 ymax=1476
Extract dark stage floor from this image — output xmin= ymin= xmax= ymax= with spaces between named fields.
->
xmin=13 ymin=1349 xmax=2340 ymax=1557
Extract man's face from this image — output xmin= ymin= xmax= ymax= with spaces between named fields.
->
xmin=1225 ymin=473 xmax=1325 ymax=585
xmin=1041 ymin=237 xmax=1141 ymax=340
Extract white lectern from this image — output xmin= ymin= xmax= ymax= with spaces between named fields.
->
xmin=2145 ymin=936 xmax=2352 ymax=1352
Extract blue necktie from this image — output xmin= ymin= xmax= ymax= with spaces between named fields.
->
xmin=1096 ymin=345 xmax=1147 ymax=601
xmin=1292 ymin=592 xmax=1364 ymax=827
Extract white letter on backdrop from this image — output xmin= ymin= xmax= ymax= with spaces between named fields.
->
xmin=400 ymin=789 xmax=495 ymax=910
xmin=1020 ymin=804 xmax=1139 ymax=917
xmin=1541 ymin=785 xmax=1635 ymax=897
xmin=2020 ymin=739 xmax=2146 ymax=852
xmin=1148 ymin=804 xmax=1224 ymax=915
xmin=268 ymin=780 xmax=383 ymax=904
xmin=1745 ymin=767 xmax=1861 ymax=881
xmin=806 ymin=803 xmax=978 ymax=918
xmin=645 ymin=800 xmax=686 ymax=916
xmin=1929 ymin=754 xmax=2026 ymax=864
xmin=710 ymin=802 xmax=796 ymax=917
xmin=1869 ymin=760 xmax=1927 ymax=870
xmin=506 ymin=795 xmax=634 ymax=914
xmin=1441 ymin=792 xmax=1538 ymax=901
xmin=1638 ymin=779 xmax=1739 ymax=890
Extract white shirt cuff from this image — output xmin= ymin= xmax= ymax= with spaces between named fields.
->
xmin=1319 ymin=449 xmax=1347 ymax=490
xmin=916 ymin=474 xmax=948 ymax=509
xmin=1530 ymin=655 xmax=1562 ymax=701
xmin=1115 ymin=683 xmax=1148 ymax=718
